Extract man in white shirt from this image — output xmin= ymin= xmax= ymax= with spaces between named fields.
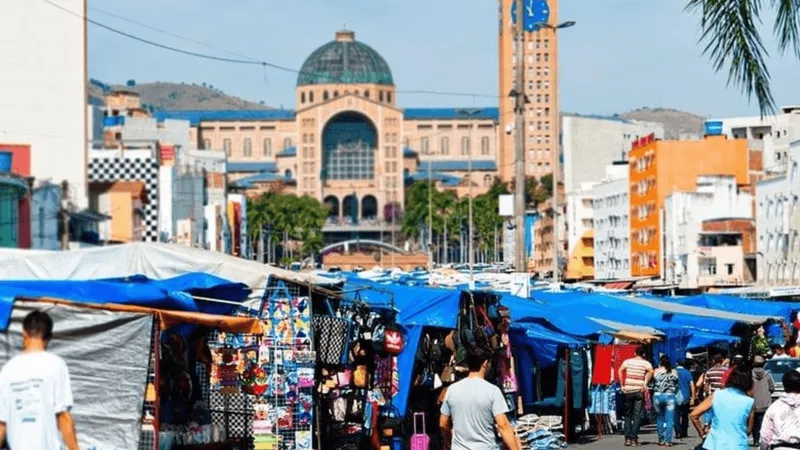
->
xmin=0 ymin=310 xmax=79 ymax=450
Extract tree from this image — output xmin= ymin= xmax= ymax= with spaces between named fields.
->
xmin=687 ymin=0 xmax=800 ymax=115
xmin=245 ymin=192 xmax=328 ymax=263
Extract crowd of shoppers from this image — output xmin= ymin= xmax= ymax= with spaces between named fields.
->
xmin=618 ymin=347 xmax=799 ymax=449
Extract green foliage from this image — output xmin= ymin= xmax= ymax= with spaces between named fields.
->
xmin=685 ymin=0 xmax=800 ymax=116
xmin=246 ymin=192 xmax=329 ymax=259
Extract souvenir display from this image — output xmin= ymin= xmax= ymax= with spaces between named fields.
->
xmin=209 ymin=346 xmax=240 ymax=395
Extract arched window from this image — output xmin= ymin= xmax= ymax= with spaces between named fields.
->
xmin=223 ymin=138 xmax=232 ymax=155
xmin=243 ymin=138 xmax=252 ymax=157
xmin=364 ymin=90 xmax=370 ymax=99
xmin=300 ymin=92 xmax=306 ymax=104
xmin=484 ymin=174 xmax=492 ymax=186
xmin=324 ymin=196 xmax=340 ymax=219
xmin=333 ymin=90 xmax=339 ymax=97
xmin=323 ymin=90 xmax=329 ymax=101
xmin=361 ymin=195 xmax=378 ymax=220
xmin=283 ymin=137 xmax=292 ymax=149
xmin=309 ymin=91 xmax=315 ymax=103
xmin=263 ymin=138 xmax=272 ymax=156
xmin=461 ymin=137 xmax=470 ymax=155
xmin=441 ymin=137 xmax=449 ymax=155
xmin=284 ymin=169 xmax=293 ymax=179
xmin=379 ymin=91 xmax=385 ymax=102
xmin=481 ymin=137 xmax=490 ymax=155
xmin=386 ymin=92 xmax=392 ymax=103
xmin=342 ymin=194 xmax=358 ymax=220
xmin=203 ymin=139 xmax=211 ymax=150
xmin=322 ymin=112 xmax=377 ymax=180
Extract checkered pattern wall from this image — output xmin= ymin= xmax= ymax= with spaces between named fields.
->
xmin=88 ymin=156 xmax=160 ymax=242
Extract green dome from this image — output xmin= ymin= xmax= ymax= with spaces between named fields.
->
xmin=297 ymin=30 xmax=394 ymax=87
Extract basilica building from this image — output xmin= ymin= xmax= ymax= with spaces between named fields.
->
xmin=158 ymin=29 xmax=500 ymax=244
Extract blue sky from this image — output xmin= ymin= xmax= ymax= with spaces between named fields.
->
xmin=86 ymin=0 xmax=800 ymax=117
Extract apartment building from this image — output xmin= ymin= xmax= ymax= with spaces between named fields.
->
xmin=628 ymin=134 xmax=751 ymax=278
xmin=591 ymin=163 xmax=631 ymax=281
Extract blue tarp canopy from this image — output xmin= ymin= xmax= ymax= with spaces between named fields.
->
xmin=673 ymin=294 xmax=799 ymax=322
xmin=0 ymin=273 xmax=251 ymax=330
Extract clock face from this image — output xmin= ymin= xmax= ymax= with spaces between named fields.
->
xmin=511 ymin=0 xmax=551 ymax=32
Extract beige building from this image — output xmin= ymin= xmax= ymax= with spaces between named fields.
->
xmin=498 ymin=0 xmax=560 ymax=182
xmin=156 ymin=29 xmax=501 ymax=246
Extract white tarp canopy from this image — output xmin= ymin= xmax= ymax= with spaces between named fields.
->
xmin=0 ymin=243 xmax=337 ymax=295
xmin=0 ymin=301 xmax=153 ymax=449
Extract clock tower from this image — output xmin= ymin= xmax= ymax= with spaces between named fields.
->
xmin=497 ymin=0 xmax=559 ymax=182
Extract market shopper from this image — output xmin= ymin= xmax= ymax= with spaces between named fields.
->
xmin=674 ymin=360 xmax=696 ymax=440
xmin=690 ymin=368 xmax=755 ymax=450
xmin=440 ymin=347 xmax=519 ymax=450
xmin=653 ymin=355 xmax=679 ymax=447
xmin=771 ymin=344 xmax=790 ymax=359
xmin=751 ymin=355 xmax=775 ymax=445
xmin=702 ymin=353 xmax=728 ymax=396
xmin=618 ymin=347 xmax=654 ymax=447
xmin=0 ymin=310 xmax=79 ymax=450
xmin=759 ymin=369 xmax=800 ymax=450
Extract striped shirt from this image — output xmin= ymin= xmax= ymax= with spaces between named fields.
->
xmin=705 ymin=366 xmax=727 ymax=395
xmin=621 ymin=357 xmax=653 ymax=393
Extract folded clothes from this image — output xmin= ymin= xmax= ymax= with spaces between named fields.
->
xmin=514 ymin=414 xmax=568 ymax=449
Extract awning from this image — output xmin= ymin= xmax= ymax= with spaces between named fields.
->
xmin=604 ymin=281 xmax=633 ymax=290
xmin=32 ymin=297 xmax=264 ymax=334
xmin=624 ymin=296 xmax=780 ymax=325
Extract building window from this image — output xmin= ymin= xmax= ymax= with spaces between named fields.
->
xmin=243 ymin=138 xmax=252 ymax=157
xmin=323 ymin=90 xmax=329 ymax=101
xmin=484 ymin=174 xmax=492 ymax=186
xmin=223 ymin=138 xmax=231 ymax=156
xmin=333 ymin=90 xmax=339 ymax=97
xmin=203 ymin=139 xmax=211 ymax=150
xmin=263 ymin=138 xmax=272 ymax=156
xmin=387 ymin=92 xmax=392 ymax=103
xmin=364 ymin=90 xmax=370 ymax=98
xmin=379 ymin=91 xmax=385 ymax=102
xmin=461 ymin=137 xmax=470 ymax=155
xmin=441 ymin=137 xmax=449 ymax=155
xmin=309 ymin=91 xmax=315 ymax=102
xmin=300 ymin=92 xmax=306 ymax=104
xmin=480 ymin=137 xmax=490 ymax=155
xmin=283 ymin=137 xmax=292 ymax=149
xmin=421 ymin=137 xmax=429 ymax=154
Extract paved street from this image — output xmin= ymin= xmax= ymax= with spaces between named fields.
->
xmin=572 ymin=426 xmax=704 ymax=449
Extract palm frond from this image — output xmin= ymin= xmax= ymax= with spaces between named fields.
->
xmin=686 ymin=0 xmax=776 ymax=116
xmin=772 ymin=0 xmax=800 ymax=59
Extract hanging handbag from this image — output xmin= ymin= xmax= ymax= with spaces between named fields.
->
xmin=410 ymin=412 xmax=430 ymax=450
xmin=313 ymin=299 xmax=353 ymax=366
xmin=383 ymin=326 xmax=405 ymax=356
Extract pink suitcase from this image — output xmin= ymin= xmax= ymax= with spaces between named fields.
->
xmin=410 ymin=412 xmax=429 ymax=450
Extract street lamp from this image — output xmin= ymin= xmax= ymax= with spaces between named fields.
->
xmin=456 ymin=108 xmax=482 ymax=290
xmin=536 ymin=20 xmax=576 ymax=287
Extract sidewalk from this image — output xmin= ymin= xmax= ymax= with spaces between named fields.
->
xmin=574 ymin=425 xmax=703 ymax=449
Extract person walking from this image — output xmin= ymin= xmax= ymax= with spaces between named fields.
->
xmin=703 ymin=353 xmax=728 ymax=397
xmin=690 ymin=368 xmax=755 ymax=450
xmin=674 ymin=359 xmax=696 ymax=440
xmin=771 ymin=344 xmax=790 ymax=359
xmin=440 ymin=347 xmax=519 ymax=450
xmin=618 ymin=347 xmax=654 ymax=447
xmin=0 ymin=310 xmax=79 ymax=450
xmin=653 ymin=355 xmax=679 ymax=447
xmin=759 ymin=369 xmax=800 ymax=450
xmin=751 ymin=355 xmax=775 ymax=445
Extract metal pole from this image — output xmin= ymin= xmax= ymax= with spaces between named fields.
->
xmin=468 ymin=123 xmax=475 ymax=289
xmin=428 ymin=159 xmax=434 ymax=271
xmin=513 ymin=0 xmax=527 ymax=273
xmin=60 ymin=179 xmax=69 ymax=250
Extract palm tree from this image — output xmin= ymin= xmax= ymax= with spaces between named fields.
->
xmin=688 ymin=0 xmax=800 ymax=115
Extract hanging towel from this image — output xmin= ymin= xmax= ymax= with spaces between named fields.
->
xmin=592 ymin=345 xmax=614 ymax=385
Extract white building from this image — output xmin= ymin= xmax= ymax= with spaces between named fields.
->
xmin=756 ymin=142 xmax=800 ymax=285
xmin=707 ymin=106 xmax=800 ymax=174
xmin=591 ymin=163 xmax=630 ymax=280
xmin=0 ymin=0 xmax=88 ymax=208
xmin=664 ymin=175 xmax=753 ymax=290
xmin=562 ymin=114 xmax=664 ymax=194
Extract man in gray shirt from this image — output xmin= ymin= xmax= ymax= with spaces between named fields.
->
xmin=440 ymin=348 xmax=519 ymax=450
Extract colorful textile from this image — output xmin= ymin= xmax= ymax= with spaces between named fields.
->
xmin=588 ymin=385 xmax=615 ymax=415
xmin=592 ymin=345 xmax=613 ymax=385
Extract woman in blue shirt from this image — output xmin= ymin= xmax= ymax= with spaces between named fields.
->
xmin=689 ymin=368 xmax=755 ymax=450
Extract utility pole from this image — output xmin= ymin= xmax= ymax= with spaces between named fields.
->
xmin=428 ymin=159 xmax=434 ymax=271
xmin=513 ymin=0 xmax=528 ymax=274
xmin=537 ymin=20 xmax=577 ymax=285
xmin=456 ymin=108 xmax=481 ymax=289
xmin=60 ymin=180 xmax=69 ymax=250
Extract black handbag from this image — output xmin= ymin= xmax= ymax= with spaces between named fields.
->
xmin=313 ymin=300 xmax=353 ymax=366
